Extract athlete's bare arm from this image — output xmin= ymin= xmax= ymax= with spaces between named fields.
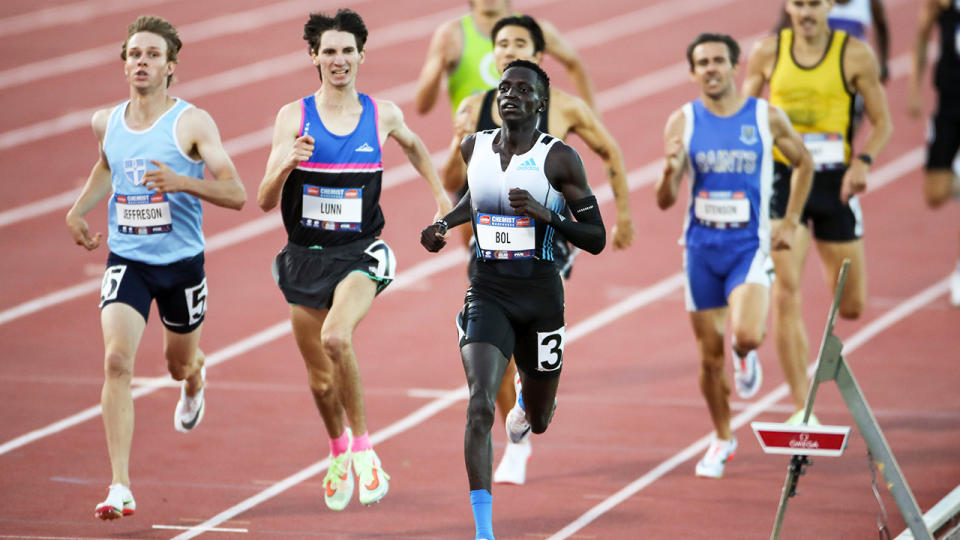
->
xmin=842 ymin=38 xmax=893 ymax=202
xmin=908 ymin=0 xmax=943 ymax=117
xmin=441 ymin=92 xmax=484 ymax=192
xmin=560 ymin=91 xmax=633 ymax=248
xmin=66 ymin=108 xmax=114 ymax=250
xmin=144 ymin=107 xmax=246 ymax=210
xmin=414 ymin=20 xmax=461 ymax=115
xmin=258 ymin=101 xmax=314 ymax=211
xmin=655 ymin=108 xmax=687 ymax=210
xmin=378 ymin=99 xmax=453 ymax=218
xmin=768 ymin=104 xmax=814 ymax=250
xmin=869 ymin=0 xmax=891 ymax=82
xmin=538 ymin=19 xmax=596 ymax=109
xmin=741 ymin=36 xmax=779 ymax=97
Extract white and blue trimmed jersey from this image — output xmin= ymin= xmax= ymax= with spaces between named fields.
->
xmin=104 ymin=98 xmax=205 ymax=265
xmin=828 ymin=0 xmax=871 ymax=40
xmin=281 ymin=93 xmax=384 ymax=247
xmin=467 ymin=129 xmax=565 ymax=264
xmin=681 ymin=97 xmax=774 ymax=251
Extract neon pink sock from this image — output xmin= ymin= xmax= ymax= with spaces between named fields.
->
xmin=329 ymin=429 xmax=351 ymax=457
xmin=351 ymin=431 xmax=372 ymax=452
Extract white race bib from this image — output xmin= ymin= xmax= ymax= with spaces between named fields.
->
xmin=694 ymin=190 xmax=750 ymax=229
xmin=803 ymin=132 xmax=845 ymax=170
xmin=475 ymin=213 xmax=535 ymax=260
xmin=301 ymin=185 xmax=362 ymax=231
xmin=115 ymin=193 xmax=172 ymax=234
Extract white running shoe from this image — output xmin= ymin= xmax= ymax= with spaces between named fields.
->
xmin=353 ymin=448 xmax=390 ymax=505
xmin=94 ymin=483 xmax=135 ymax=520
xmin=950 ymin=265 xmax=960 ymax=307
xmin=493 ymin=440 xmax=532 ymax=485
xmin=732 ymin=347 xmax=762 ymax=399
xmin=695 ymin=436 xmax=738 ymax=479
xmin=505 ymin=373 xmax=531 ymax=444
xmin=174 ymin=366 xmax=205 ymax=433
xmin=323 ymin=428 xmax=354 ymax=512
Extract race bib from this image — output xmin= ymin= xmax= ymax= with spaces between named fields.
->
xmin=694 ymin=190 xmax=750 ymax=229
xmin=475 ymin=213 xmax=535 ymax=260
xmin=803 ymin=132 xmax=845 ymax=170
xmin=301 ymin=185 xmax=362 ymax=231
xmin=115 ymin=193 xmax=172 ymax=234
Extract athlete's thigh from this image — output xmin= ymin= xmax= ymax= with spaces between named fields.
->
xmin=324 ymin=271 xmax=378 ymax=335
xmin=100 ymin=302 xmax=147 ymax=369
xmin=688 ymin=307 xmax=727 ymax=354
xmin=684 ymin=246 xmax=726 ymax=311
xmin=770 ymin=219 xmax=811 ymax=293
xmin=162 ymin=324 xmax=203 ymax=365
xmin=458 ymin=290 xmax=517 ymax=362
xmin=153 ymin=253 xmax=207 ymax=334
xmin=814 ymin=238 xmax=866 ymax=311
xmin=289 ymin=304 xmax=332 ymax=372
xmin=512 ymin=279 xmax=565 ymax=380
xmin=727 ymin=283 xmax=770 ymax=341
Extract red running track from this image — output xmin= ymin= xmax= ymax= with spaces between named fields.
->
xmin=0 ymin=0 xmax=957 ymax=538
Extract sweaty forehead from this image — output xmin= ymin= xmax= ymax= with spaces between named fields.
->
xmin=501 ymin=66 xmax=538 ymax=85
xmin=127 ymin=31 xmax=168 ymax=52
xmin=319 ymin=30 xmax=358 ymax=50
xmin=495 ymin=25 xmax=532 ymax=42
xmin=692 ymin=42 xmax=729 ymax=62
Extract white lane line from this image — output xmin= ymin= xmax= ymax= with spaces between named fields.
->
xmin=0 ymin=248 xmax=465 ymax=457
xmin=0 ymin=0 xmax=172 ymax=38
xmin=170 ymin=272 xmax=684 ymax=540
xmin=547 ymin=277 xmax=951 ymax=540
xmin=152 ymin=525 xmax=247 ymax=533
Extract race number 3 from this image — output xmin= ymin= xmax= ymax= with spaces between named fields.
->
xmin=99 ymin=265 xmax=127 ymax=307
xmin=184 ymin=278 xmax=207 ymax=325
xmin=537 ymin=326 xmax=566 ymax=372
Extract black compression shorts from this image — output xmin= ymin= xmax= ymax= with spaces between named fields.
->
xmin=771 ymin=162 xmax=863 ymax=242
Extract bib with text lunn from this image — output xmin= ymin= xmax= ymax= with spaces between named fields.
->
xmin=475 ymin=212 xmax=535 ymax=260
xmin=301 ymin=185 xmax=362 ymax=231
xmin=115 ymin=193 xmax=172 ymax=234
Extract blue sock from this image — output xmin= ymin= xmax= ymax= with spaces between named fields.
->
xmin=517 ymin=391 xmax=525 ymax=411
xmin=470 ymin=489 xmax=494 ymax=540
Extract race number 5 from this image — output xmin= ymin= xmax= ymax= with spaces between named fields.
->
xmin=99 ymin=265 xmax=127 ymax=307
xmin=537 ymin=326 xmax=566 ymax=372
xmin=184 ymin=278 xmax=207 ymax=325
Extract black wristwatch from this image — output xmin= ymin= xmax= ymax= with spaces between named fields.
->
xmin=435 ymin=219 xmax=449 ymax=236
xmin=857 ymin=153 xmax=873 ymax=166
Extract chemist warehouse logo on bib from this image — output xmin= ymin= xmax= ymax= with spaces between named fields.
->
xmin=478 ymin=215 xmax=491 ymax=225
xmin=123 ymin=158 xmax=147 ymax=186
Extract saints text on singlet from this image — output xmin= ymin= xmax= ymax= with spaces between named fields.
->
xmin=103 ymin=98 xmax=206 ymax=265
xmin=681 ymin=97 xmax=775 ymax=252
xmin=281 ymin=93 xmax=385 ymax=247
xmin=467 ymin=130 xmax=565 ymax=263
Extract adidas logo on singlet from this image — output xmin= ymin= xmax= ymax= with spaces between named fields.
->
xmin=517 ymin=158 xmax=538 ymax=171
xmin=354 ymin=142 xmax=374 ymax=152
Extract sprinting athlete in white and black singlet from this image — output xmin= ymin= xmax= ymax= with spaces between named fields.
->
xmin=420 ymin=59 xmax=604 ymax=540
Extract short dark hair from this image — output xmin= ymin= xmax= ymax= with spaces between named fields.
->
xmin=303 ymin=9 xmax=368 ymax=55
xmin=685 ymin=33 xmax=740 ymax=71
xmin=121 ymin=15 xmax=182 ymax=87
xmin=503 ymin=59 xmax=550 ymax=95
xmin=491 ymin=15 xmax=545 ymax=54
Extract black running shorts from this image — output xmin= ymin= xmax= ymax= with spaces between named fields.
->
xmin=926 ymin=95 xmax=960 ymax=170
xmin=99 ymin=251 xmax=207 ymax=334
xmin=272 ymin=238 xmax=395 ymax=311
xmin=457 ymin=266 xmax=565 ymax=380
xmin=771 ymin=162 xmax=863 ymax=242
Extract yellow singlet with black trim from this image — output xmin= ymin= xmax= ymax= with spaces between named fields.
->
xmin=769 ymin=28 xmax=855 ymax=170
